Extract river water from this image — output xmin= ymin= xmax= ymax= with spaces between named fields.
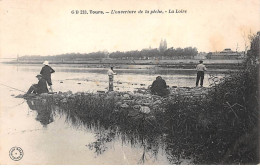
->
xmin=0 ymin=63 xmax=226 ymax=164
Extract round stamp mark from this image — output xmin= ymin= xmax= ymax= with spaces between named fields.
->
xmin=9 ymin=147 xmax=24 ymax=161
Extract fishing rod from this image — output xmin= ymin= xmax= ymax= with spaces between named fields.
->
xmin=0 ymin=82 xmax=26 ymax=93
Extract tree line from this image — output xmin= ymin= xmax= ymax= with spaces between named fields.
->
xmin=19 ymin=47 xmax=198 ymax=61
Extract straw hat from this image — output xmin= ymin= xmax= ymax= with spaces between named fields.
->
xmin=36 ymin=74 xmax=42 ymax=78
xmin=43 ymin=61 xmax=49 ymax=65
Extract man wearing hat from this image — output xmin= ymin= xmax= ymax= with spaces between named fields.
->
xmin=26 ymin=74 xmax=49 ymax=94
xmin=196 ymin=60 xmax=207 ymax=87
xmin=40 ymin=61 xmax=55 ymax=92
xmin=107 ymin=67 xmax=117 ymax=91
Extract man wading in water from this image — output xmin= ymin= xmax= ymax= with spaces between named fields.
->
xmin=40 ymin=61 xmax=55 ymax=92
xmin=196 ymin=60 xmax=207 ymax=87
xmin=107 ymin=67 xmax=117 ymax=91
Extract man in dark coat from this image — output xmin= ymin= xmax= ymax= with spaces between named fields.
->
xmin=40 ymin=61 xmax=55 ymax=92
xmin=26 ymin=74 xmax=49 ymax=94
xmin=150 ymin=76 xmax=169 ymax=96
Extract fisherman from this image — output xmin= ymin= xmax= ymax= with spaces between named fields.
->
xmin=196 ymin=60 xmax=207 ymax=87
xmin=107 ymin=67 xmax=117 ymax=91
xmin=26 ymin=74 xmax=49 ymax=94
xmin=40 ymin=61 xmax=55 ymax=92
xmin=150 ymin=76 xmax=169 ymax=96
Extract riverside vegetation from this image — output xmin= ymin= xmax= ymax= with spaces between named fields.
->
xmin=19 ymin=33 xmax=259 ymax=164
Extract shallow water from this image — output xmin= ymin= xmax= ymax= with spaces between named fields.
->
xmin=2 ymin=64 xmax=226 ymax=93
xmin=0 ymin=63 xmax=225 ymax=164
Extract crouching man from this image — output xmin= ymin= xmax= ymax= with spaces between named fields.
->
xmin=150 ymin=76 xmax=169 ymax=97
xmin=26 ymin=74 xmax=49 ymax=94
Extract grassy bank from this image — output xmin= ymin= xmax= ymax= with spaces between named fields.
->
xmin=160 ymin=64 xmax=259 ymax=164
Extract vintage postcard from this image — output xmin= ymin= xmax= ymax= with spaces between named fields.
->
xmin=0 ymin=0 xmax=259 ymax=165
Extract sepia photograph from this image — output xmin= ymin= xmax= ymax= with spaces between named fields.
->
xmin=0 ymin=0 xmax=259 ymax=165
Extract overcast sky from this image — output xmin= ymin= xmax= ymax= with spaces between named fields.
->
xmin=0 ymin=0 xmax=259 ymax=58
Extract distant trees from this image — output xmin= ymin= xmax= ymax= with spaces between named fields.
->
xmin=109 ymin=49 xmax=160 ymax=59
xmin=18 ymin=52 xmax=107 ymax=62
xmin=19 ymin=46 xmax=199 ymax=62
xmin=109 ymin=50 xmax=141 ymax=59
xmin=109 ymin=46 xmax=197 ymax=59
xmin=18 ymin=37 xmax=198 ymax=61
xmin=164 ymin=47 xmax=198 ymax=57
xmin=56 ymin=52 xmax=106 ymax=60
xmin=246 ymin=31 xmax=260 ymax=65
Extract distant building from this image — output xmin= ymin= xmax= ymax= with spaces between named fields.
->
xmin=159 ymin=39 xmax=167 ymax=53
xmin=206 ymin=48 xmax=245 ymax=59
xmin=194 ymin=52 xmax=207 ymax=60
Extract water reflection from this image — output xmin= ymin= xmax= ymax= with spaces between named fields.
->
xmin=86 ymin=129 xmax=165 ymax=164
xmin=26 ymin=99 xmax=54 ymax=127
xmin=25 ymin=97 xmax=173 ymax=164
